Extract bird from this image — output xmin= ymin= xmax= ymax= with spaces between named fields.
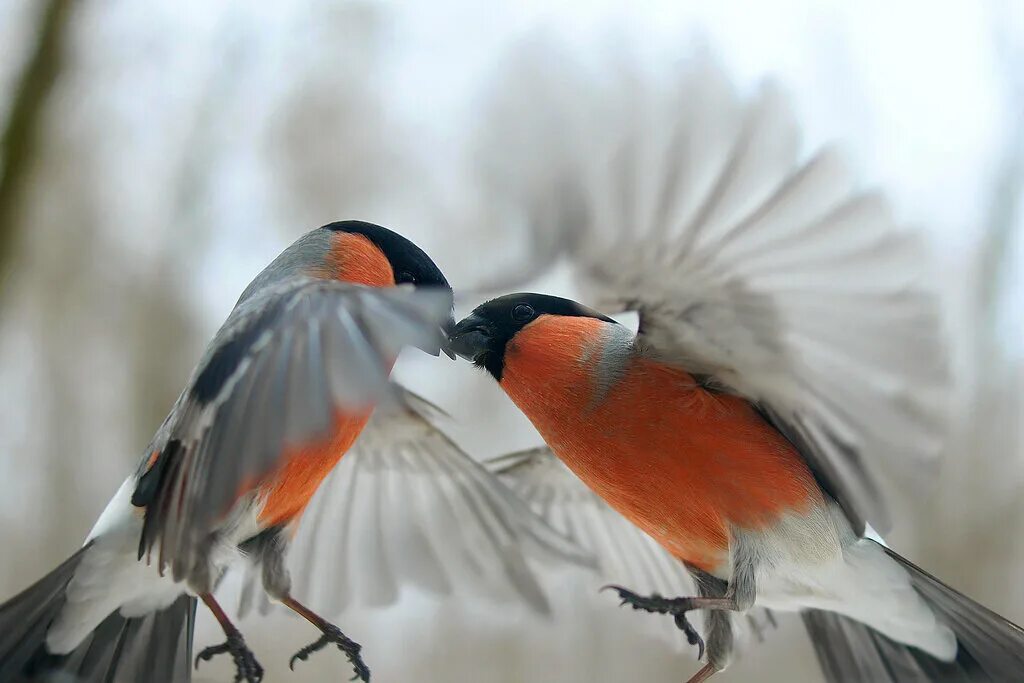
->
xmin=0 ymin=220 xmax=587 ymax=683
xmin=445 ymin=51 xmax=1024 ymax=682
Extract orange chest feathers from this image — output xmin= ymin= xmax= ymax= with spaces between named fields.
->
xmin=257 ymin=409 xmax=373 ymax=528
xmin=499 ymin=316 xmax=823 ymax=572
xmin=256 ymin=231 xmax=396 ymax=528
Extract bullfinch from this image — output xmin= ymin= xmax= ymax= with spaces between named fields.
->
xmin=0 ymin=221 xmax=584 ymax=683
xmin=450 ymin=291 xmax=1024 ymax=682
xmin=447 ymin=52 xmax=1024 ymax=682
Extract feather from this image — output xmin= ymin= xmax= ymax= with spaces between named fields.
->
xmin=235 ymin=389 xmax=595 ymax=619
xmin=136 ymin=279 xmax=453 ymax=580
xmin=464 ymin=45 xmax=951 ymax=535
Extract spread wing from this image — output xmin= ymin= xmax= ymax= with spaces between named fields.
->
xmin=487 ymin=446 xmax=779 ymax=650
xmin=236 ymin=389 xmax=595 ymax=617
xmin=467 ymin=49 xmax=950 ymax=534
xmin=486 ymin=447 xmax=693 ymax=598
xmin=136 ymin=278 xmax=453 ymax=579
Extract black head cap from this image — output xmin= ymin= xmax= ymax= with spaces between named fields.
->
xmin=324 ymin=220 xmax=451 ymax=293
xmin=448 ymin=293 xmax=616 ymax=380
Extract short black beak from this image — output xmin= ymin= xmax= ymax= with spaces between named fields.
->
xmin=447 ymin=313 xmax=492 ymax=362
xmin=440 ymin=312 xmax=457 ymax=359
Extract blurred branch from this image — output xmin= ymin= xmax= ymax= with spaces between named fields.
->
xmin=0 ymin=0 xmax=74 ymax=293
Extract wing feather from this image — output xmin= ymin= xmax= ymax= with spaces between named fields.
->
xmin=487 ymin=447 xmax=693 ymax=598
xmin=469 ymin=48 xmax=950 ymax=534
xmin=236 ymin=389 xmax=594 ymax=618
xmin=138 ymin=279 xmax=452 ymax=579
xmin=488 ymin=446 xmax=781 ymax=651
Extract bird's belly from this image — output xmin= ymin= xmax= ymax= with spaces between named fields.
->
xmin=503 ymin=357 xmax=823 ymax=575
xmin=256 ymin=410 xmax=372 ymax=527
xmin=553 ymin=439 xmax=732 ymax=573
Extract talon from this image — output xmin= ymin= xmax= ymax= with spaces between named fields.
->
xmin=602 ymin=584 xmax=706 ymax=660
xmin=746 ymin=613 xmax=765 ymax=643
xmin=603 ymin=585 xmax=689 ymax=615
xmin=195 ymin=641 xmax=227 ymax=668
xmin=194 ymin=630 xmax=263 ymax=683
xmin=675 ymin=612 xmax=706 ymax=660
xmin=289 ymin=634 xmax=326 ymax=671
xmin=289 ymin=623 xmax=370 ymax=682
xmin=602 ymin=585 xmax=654 ymax=609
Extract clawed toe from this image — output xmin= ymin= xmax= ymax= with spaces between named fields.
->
xmin=601 ymin=585 xmax=696 ymax=614
xmin=290 ymin=623 xmax=370 ymax=682
xmin=602 ymin=584 xmax=705 ymax=659
xmin=674 ymin=612 xmax=706 ymax=659
xmin=194 ymin=630 xmax=263 ymax=683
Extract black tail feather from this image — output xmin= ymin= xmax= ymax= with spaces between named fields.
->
xmin=0 ymin=546 xmax=196 ymax=683
xmin=803 ymin=544 xmax=1024 ymax=682
xmin=0 ymin=547 xmax=89 ymax=681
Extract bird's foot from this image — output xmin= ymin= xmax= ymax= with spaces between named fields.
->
xmin=194 ymin=629 xmax=264 ymax=683
xmin=602 ymin=585 xmax=705 ymax=659
xmin=289 ymin=623 xmax=370 ymax=682
xmin=746 ymin=609 xmax=778 ymax=643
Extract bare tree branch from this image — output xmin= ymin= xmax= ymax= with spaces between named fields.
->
xmin=0 ymin=0 xmax=74 ymax=293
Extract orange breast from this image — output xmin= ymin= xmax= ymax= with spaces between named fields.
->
xmin=256 ymin=232 xmax=396 ymax=528
xmin=257 ymin=408 xmax=373 ymax=527
xmin=500 ymin=316 xmax=823 ymax=573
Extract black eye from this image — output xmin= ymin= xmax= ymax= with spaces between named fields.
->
xmin=399 ymin=270 xmax=417 ymax=285
xmin=511 ymin=304 xmax=534 ymax=322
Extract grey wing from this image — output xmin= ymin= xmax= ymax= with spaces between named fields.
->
xmin=138 ymin=278 xmax=453 ymax=581
xmin=238 ymin=388 xmax=593 ymax=617
xmin=489 ymin=446 xmax=779 ymax=651
xmin=463 ymin=45 xmax=950 ymax=535
xmin=487 ymin=446 xmax=693 ymax=598
xmin=569 ymin=62 xmax=949 ymax=535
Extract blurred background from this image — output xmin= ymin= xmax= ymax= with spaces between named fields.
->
xmin=0 ymin=1 xmax=1021 ymax=682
